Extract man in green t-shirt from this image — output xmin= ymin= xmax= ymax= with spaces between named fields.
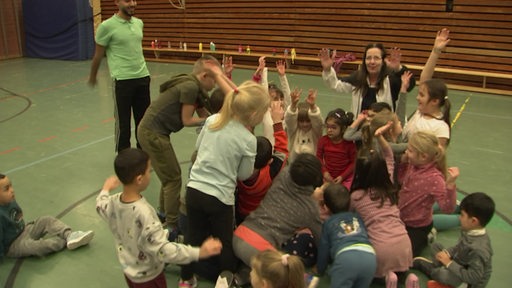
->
xmin=88 ymin=0 xmax=150 ymax=152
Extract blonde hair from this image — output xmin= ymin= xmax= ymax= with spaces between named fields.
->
xmin=209 ymin=80 xmax=270 ymax=130
xmin=360 ymin=110 xmax=396 ymax=151
xmin=192 ymin=55 xmax=220 ymax=75
xmin=408 ymin=131 xmax=447 ymax=176
xmin=251 ymin=250 xmax=305 ymax=288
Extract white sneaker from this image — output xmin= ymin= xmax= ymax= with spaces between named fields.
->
xmin=67 ymin=230 xmax=94 ymax=250
xmin=428 ymin=227 xmax=438 ymax=244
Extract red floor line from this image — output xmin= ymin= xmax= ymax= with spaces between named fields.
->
xmin=71 ymin=125 xmax=89 ymax=132
xmin=38 ymin=136 xmax=57 ymax=143
xmin=25 ymin=77 xmax=88 ymax=97
xmin=0 ymin=147 xmax=21 ymax=155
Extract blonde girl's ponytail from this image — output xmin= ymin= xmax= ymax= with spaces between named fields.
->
xmin=251 ymin=250 xmax=305 ymax=288
xmin=286 ymin=253 xmax=307 ymax=288
xmin=409 ymin=131 xmax=447 ymax=177
xmin=209 ymin=80 xmax=270 ymax=131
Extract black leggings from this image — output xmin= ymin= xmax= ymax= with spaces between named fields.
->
xmin=180 ymin=187 xmax=237 ymax=280
xmin=406 ymin=222 xmax=433 ymax=257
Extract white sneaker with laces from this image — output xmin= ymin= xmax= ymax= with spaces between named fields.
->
xmin=66 ymin=230 xmax=94 ymax=250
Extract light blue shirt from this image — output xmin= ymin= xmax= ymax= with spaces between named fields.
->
xmin=188 ymin=114 xmax=256 ymax=205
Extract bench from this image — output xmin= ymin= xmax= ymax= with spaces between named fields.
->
xmin=143 ymin=47 xmax=512 ymax=96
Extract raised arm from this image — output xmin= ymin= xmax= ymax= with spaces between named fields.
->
xmin=253 ymin=56 xmax=267 ymax=86
xmin=222 ymin=55 xmax=233 ymax=79
xmin=276 ymin=59 xmax=291 ymax=108
xmin=420 ymin=28 xmax=451 ymax=83
xmin=395 ymin=70 xmax=414 ymax=125
xmin=385 ymin=47 xmax=402 ymax=72
xmin=205 ymin=60 xmax=237 ymax=95
xmin=318 ymin=48 xmax=336 ymax=72
xmin=284 ymin=88 xmax=302 ymax=134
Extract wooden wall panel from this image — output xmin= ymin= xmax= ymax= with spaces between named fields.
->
xmin=99 ymin=0 xmax=512 ymax=91
xmin=0 ymin=0 xmax=23 ymax=59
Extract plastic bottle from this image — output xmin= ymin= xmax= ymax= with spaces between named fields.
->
xmin=246 ymin=45 xmax=251 ymax=55
xmin=183 ymin=42 xmax=187 ymax=51
xmin=238 ymin=44 xmax=243 ymax=53
xmin=179 ymin=41 xmax=183 ymax=49
xmin=151 ymin=41 xmax=155 ymax=49
xmin=199 ymin=42 xmax=203 ymax=51
xmin=155 ymin=39 xmax=158 ymax=49
xmin=168 ymin=41 xmax=171 ymax=49
xmin=210 ymin=42 xmax=216 ymax=51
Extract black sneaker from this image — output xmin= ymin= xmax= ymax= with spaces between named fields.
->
xmin=412 ymin=257 xmax=435 ymax=276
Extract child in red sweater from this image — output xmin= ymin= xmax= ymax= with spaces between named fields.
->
xmin=236 ymin=101 xmax=288 ymax=225
xmin=317 ymin=108 xmax=357 ymax=189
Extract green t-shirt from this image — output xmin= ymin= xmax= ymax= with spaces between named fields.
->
xmin=95 ymin=14 xmax=149 ymax=80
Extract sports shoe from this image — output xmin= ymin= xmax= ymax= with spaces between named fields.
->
xmin=405 ymin=273 xmax=420 ymax=288
xmin=178 ymin=277 xmax=197 ymax=288
xmin=427 ymin=280 xmax=454 ymax=288
xmin=304 ymin=273 xmax=320 ymax=288
xmin=167 ymin=226 xmax=180 ymax=242
xmin=412 ymin=257 xmax=435 ymax=276
xmin=428 ymin=227 xmax=438 ymax=244
xmin=157 ymin=211 xmax=166 ymax=224
xmin=66 ymin=230 xmax=94 ymax=250
xmin=216 ymin=271 xmax=235 ymax=288
xmin=385 ymin=271 xmax=398 ymax=288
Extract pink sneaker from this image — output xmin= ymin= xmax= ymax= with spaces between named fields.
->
xmin=178 ymin=277 xmax=197 ymax=288
xmin=405 ymin=273 xmax=420 ymax=288
xmin=385 ymin=271 xmax=397 ymax=288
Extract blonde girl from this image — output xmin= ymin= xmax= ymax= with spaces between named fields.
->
xmin=250 ymin=250 xmax=305 ymax=288
xmin=180 ymin=79 xmax=270 ymax=287
xmin=398 ymin=131 xmax=459 ymax=257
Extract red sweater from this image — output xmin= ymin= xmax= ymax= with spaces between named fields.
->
xmin=237 ymin=123 xmax=288 ymax=217
xmin=316 ymin=135 xmax=356 ymax=182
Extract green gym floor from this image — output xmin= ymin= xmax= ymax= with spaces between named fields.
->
xmin=1 ymin=58 xmax=511 ymax=288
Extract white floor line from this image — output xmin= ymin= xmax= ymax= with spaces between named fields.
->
xmin=5 ymin=134 xmax=114 ymax=174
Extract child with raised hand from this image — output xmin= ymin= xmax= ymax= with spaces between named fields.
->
xmin=250 ymin=250 xmax=305 ymax=288
xmin=0 ymin=174 xmax=94 ymax=258
xmin=413 ymin=192 xmax=494 ymax=288
xmin=349 ymin=123 xmax=418 ymax=288
xmin=180 ymin=80 xmax=270 ymax=287
xmin=236 ymin=100 xmax=288 ymax=225
xmin=254 ymin=56 xmax=292 ymax=147
xmin=316 ymin=183 xmax=377 ymax=288
xmin=96 ymin=148 xmax=222 ymax=287
xmin=317 ymin=108 xmax=357 ymax=189
xmin=284 ymin=88 xmax=323 ymax=163
xmin=401 ymin=29 xmax=452 ymax=148
xmin=398 ymin=131 xmax=459 ymax=257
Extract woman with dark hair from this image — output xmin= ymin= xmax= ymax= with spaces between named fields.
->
xmin=319 ymin=44 xmax=415 ymax=115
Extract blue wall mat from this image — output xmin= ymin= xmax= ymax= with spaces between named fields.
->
xmin=23 ymin=0 xmax=94 ymax=60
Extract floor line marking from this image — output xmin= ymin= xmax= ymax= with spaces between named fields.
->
xmin=5 ymin=135 xmax=114 ymax=174
xmin=451 ymin=96 xmax=470 ymax=128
